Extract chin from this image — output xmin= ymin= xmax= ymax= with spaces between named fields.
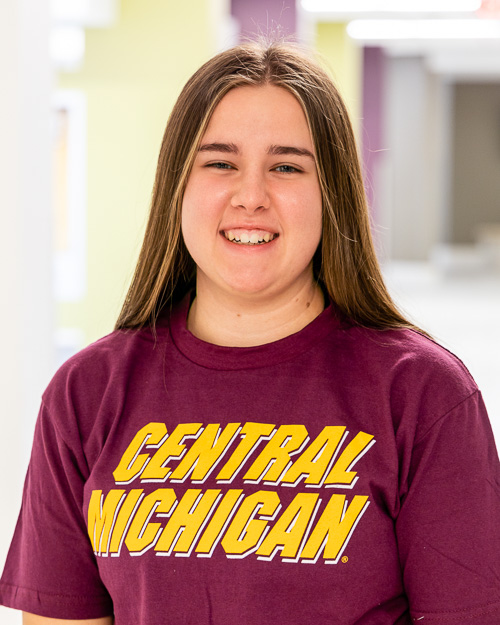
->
xmin=225 ymin=282 xmax=277 ymax=298
xmin=216 ymin=269 xmax=277 ymax=295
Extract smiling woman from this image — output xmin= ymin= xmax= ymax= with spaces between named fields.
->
xmin=1 ymin=40 xmax=499 ymax=625
xmin=113 ymin=41 xmax=418 ymax=338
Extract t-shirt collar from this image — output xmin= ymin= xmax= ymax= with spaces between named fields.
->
xmin=167 ymin=292 xmax=341 ymax=370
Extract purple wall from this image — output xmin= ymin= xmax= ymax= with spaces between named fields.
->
xmin=231 ymin=0 xmax=297 ymax=41
xmin=362 ymin=47 xmax=385 ymax=218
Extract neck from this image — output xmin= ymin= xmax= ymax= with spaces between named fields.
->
xmin=187 ymin=280 xmax=325 ymax=347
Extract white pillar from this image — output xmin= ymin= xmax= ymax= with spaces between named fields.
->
xmin=0 ymin=0 xmax=54 ymax=621
xmin=380 ymin=56 xmax=444 ymax=261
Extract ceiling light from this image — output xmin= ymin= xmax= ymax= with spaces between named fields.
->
xmin=302 ymin=0 xmax=482 ymax=13
xmin=347 ymin=19 xmax=500 ymax=40
xmin=50 ymin=26 xmax=85 ymax=71
xmin=51 ymin=0 xmax=118 ymax=28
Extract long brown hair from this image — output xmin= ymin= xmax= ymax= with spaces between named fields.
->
xmin=116 ymin=40 xmax=418 ymax=332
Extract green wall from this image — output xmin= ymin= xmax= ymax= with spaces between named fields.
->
xmin=57 ymin=0 xmax=217 ymax=345
xmin=314 ymin=22 xmax=362 ymax=135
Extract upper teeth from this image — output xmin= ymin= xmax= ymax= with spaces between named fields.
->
xmin=224 ymin=231 xmax=276 ymax=245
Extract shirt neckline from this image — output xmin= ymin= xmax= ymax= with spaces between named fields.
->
xmin=166 ymin=293 xmax=341 ymax=370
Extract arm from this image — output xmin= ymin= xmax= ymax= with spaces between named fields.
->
xmin=23 ymin=613 xmax=113 ymax=625
xmin=397 ymin=391 xmax=500 ymax=622
xmin=0 ymin=398 xmax=114 ymax=617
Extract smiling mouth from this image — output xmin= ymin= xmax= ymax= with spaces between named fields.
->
xmin=223 ymin=230 xmax=278 ymax=246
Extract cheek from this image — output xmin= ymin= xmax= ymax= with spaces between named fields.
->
xmin=181 ymin=176 xmax=208 ymax=241
xmin=308 ymin=220 xmax=323 ymax=262
xmin=289 ymin=188 xmax=323 ymax=244
xmin=308 ymin=188 xmax=323 ymax=242
xmin=180 ymin=192 xmax=202 ymax=263
xmin=181 ymin=212 xmax=202 ymax=264
xmin=181 ymin=184 xmax=223 ymax=271
xmin=181 ymin=176 xmax=226 ymax=228
xmin=297 ymin=196 xmax=323 ymax=266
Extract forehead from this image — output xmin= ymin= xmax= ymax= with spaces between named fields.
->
xmin=202 ymin=84 xmax=313 ymax=148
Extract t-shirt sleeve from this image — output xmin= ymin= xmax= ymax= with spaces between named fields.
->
xmin=396 ymin=390 xmax=500 ymax=623
xmin=0 ymin=400 xmax=114 ymax=619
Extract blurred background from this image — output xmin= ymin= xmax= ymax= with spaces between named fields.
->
xmin=1 ymin=1 xmax=500 ymax=621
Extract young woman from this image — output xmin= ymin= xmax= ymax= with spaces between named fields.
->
xmin=1 ymin=41 xmax=499 ymax=625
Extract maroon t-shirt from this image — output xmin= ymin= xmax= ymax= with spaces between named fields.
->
xmin=1 ymin=298 xmax=500 ymax=624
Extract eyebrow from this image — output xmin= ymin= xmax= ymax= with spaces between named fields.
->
xmin=198 ymin=142 xmax=315 ymax=160
xmin=268 ymin=144 xmax=315 ymax=160
xmin=198 ymin=142 xmax=239 ymax=154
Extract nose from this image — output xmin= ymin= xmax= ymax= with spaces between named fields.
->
xmin=230 ymin=170 xmax=270 ymax=212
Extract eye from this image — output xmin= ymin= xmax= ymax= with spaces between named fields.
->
xmin=206 ymin=162 xmax=233 ymax=170
xmin=274 ymin=164 xmax=300 ymax=174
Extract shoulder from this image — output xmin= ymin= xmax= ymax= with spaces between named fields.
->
xmin=330 ymin=321 xmax=479 ymax=435
xmin=339 ymin=322 xmax=477 ymax=392
xmin=42 ymin=325 xmax=162 ymax=419
xmin=38 ymin=325 xmax=169 ymax=458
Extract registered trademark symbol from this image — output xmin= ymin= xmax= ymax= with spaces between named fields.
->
xmin=341 ymin=556 xmax=348 ymax=563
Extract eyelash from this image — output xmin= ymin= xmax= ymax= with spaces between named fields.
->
xmin=275 ymin=164 xmax=299 ymax=174
xmin=208 ymin=162 xmax=233 ymax=170
xmin=206 ymin=162 xmax=301 ymax=174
